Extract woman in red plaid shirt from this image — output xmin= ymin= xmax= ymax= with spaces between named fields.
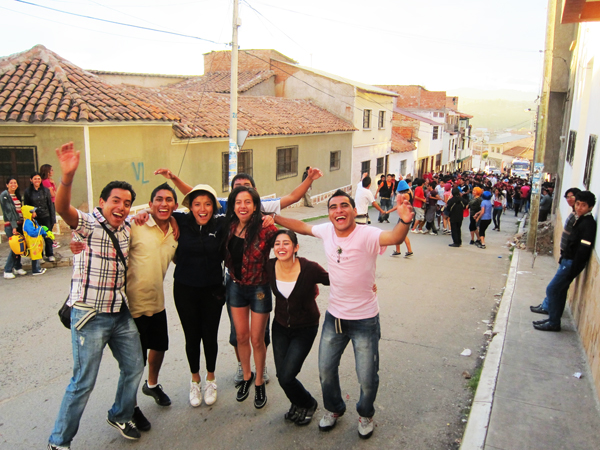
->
xmin=224 ymin=186 xmax=278 ymax=409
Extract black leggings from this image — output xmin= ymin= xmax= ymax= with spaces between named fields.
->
xmin=36 ymin=215 xmax=54 ymax=257
xmin=479 ymin=219 xmax=492 ymax=237
xmin=174 ymin=281 xmax=224 ymax=374
xmin=493 ymin=208 xmax=502 ymax=229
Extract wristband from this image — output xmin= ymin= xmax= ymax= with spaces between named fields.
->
xmin=60 ymin=178 xmax=72 ymax=187
xmin=399 ymin=218 xmax=411 ymax=225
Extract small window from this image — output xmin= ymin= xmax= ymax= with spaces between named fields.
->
xmin=0 ymin=146 xmax=38 ymax=192
xmin=400 ymin=160 xmax=407 ymax=176
xmin=330 ymin=150 xmax=341 ymax=171
xmin=566 ymin=130 xmax=577 ymax=165
xmin=376 ymin=157 xmax=384 ymax=175
xmin=222 ymin=150 xmax=253 ymax=191
xmin=433 ymin=126 xmax=439 ymax=140
xmin=378 ymin=111 xmax=385 ymax=129
xmin=363 ymin=109 xmax=371 ymax=129
xmin=583 ymin=135 xmax=597 ymax=189
xmin=276 ymin=146 xmax=298 ymax=180
xmin=361 ymin=160 xmax=371 ymax=176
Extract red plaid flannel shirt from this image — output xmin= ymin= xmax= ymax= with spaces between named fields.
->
xmin=225 ymin=223 xmax=278 ymax=286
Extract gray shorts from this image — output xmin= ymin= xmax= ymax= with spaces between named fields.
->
xmin=414 ymin=207 xmax=425 ymax=222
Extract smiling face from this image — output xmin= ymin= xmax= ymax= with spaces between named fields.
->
xmin=565 ymin=192 xmax=577 ymax=208
xmin=6 ymin=178 xmax=18 ymax=193
xmin=273 ymin=233 xmax=299 ymax=263
xmin=149 ymin=189 xmax=178 ymax=224
xmin=99 ymin=188 xmax=132 ymax=228
xmin=234 ymin=191 xmax=256 ymax=224
xmin=328 ymin=195 xmax=357 ymax=236
xmin=31 ymin=175 xmax=42 ymax=189
xmin=190 ymin=194 xmax=214 ymax=226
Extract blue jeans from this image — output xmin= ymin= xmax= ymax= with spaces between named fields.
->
xmin=546 ymin=259 xmax=575 ymax=326
xmin=49 ymin=307 xmax=144 ymax=447
xmin=318 ymin=311 xmax=380 ymax=418
xmin=379 ymin=198 xmax=391 ymax=221
xmin=4 ymin=226 xmax=22 ymax=273
xmin=272 ymin=321 xmax=318 ymax=408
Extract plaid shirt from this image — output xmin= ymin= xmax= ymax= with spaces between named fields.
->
xmin=68 ymin=208 xmax=130 ymax=312
xmin=224 ymin=223 xmax=277 ymax=286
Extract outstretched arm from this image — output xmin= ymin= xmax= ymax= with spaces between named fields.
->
xmin=280 ymin=167 xmax=323 ymax=209
xmin=273 ymin=214 xmax=315 ymax=236
xmin=154 ymin=168 xmax=194 ymax=195
xmin=379 ymin=199 xmax=414 ymax=246
xmin=54 ymin=142 xmax=81 ymax=229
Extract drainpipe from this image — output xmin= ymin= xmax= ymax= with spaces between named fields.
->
xmin=83 ymin=126 xmax=94 ymax=212
xmin=527 ymin=0 xmax=557 ymax=252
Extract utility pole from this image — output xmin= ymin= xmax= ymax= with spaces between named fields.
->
xmin=228 ymin=0 xmax=240 ymax=191
xmin=527 ymin=0 xmax=557 ymax=252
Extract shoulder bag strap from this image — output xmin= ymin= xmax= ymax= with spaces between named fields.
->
xmin=99 ymin=220 xmax=128 ymax=292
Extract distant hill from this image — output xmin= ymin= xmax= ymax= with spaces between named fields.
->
xmin=448 ymin=88 xmax=538 ymax=102
xmin=458 ymin=98 xmax=537 ymax=132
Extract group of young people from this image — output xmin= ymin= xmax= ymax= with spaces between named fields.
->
xmin=46 ymin=141 xmax=414 ymax=450
xmin=1 ymin=165 xmax=61 ymax=278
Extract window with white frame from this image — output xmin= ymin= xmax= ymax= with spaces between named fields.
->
xmin=276 ymin=146 xmax=298 ymax=180
xmin=400 ymin=160 xmax=407 ymax=176
xmin=363 ymin=109 xmax=371 ymax=129
xmin=432 ymin=126 xmax=439 ymax=140
xmin=378 ymin=111 xmax=385 ymax=129
xmin=376 ymin=157 xmax=384 ymax=175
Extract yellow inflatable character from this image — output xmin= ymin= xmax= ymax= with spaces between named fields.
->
xmin=22 ymin=205 xmax=50 ymax=274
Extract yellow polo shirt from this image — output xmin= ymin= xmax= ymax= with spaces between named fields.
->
xmin=127 ymin=215 xmax=178 ymax=318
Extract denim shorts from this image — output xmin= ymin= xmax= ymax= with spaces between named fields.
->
xmin=226 ymin=278 xmax=272 ymax=313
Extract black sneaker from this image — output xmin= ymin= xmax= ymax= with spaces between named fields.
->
xmin=254 ymin=383 xmax=267 ymax=409
xmin=236 ymin=372 xmax=254 ymax=402
xmin=142 ymin=381 xmax=171 ymax=406
xmin=132 ymin=406 xmax=151 ymax=432
xmin=469 ymin=240 xmax=475 ymax=245
xmin=296 ymin=399 xmax=318 ymax=426
xmin=106 ymin=417 xmax=141 ymax=440
xmin=285 ymin=404 xmax=299 ymax=422
xmin=405 ymin=251 xmax=413 ymax=257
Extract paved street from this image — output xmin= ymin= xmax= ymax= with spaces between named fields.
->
xmin=0 ymin=210 xmax=518 ymax=450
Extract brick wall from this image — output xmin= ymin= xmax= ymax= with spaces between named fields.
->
xmin=204 ymin=49 xmax=296 ymax=74
xmin=377 ymin=85 xmax=447 ymax=109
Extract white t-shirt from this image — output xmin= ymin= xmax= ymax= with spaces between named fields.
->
xmin=355 ymin=186 xmax=375 ymax=215
xmin=312 ymin=222 xmax=385 ymax=320
xmin=436 ymin=184 xmax=446 ymax=206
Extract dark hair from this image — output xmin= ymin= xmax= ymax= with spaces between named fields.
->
xmin=5 ymin=177 xmax=21 ymax=200
xmin=362 ymin=176 xmax=371 ymax=188
xmin=429 ymin=182 xmax=437 ymax=189
xmin=413 ymin=178 xmax=423 ymax=187
xmin=100 ymin=181 xmax=136 ymax=204
xmin=327 ymin=189 xmax=355 ymax=208
xmin=30 ymin=171 xmax=41 ymax=180
xmin=576 ymin=191 xmax=596 ymax=208
xmin=273 ymin=229 xmax=299 ymax=256
xmin=565 ymin=187 xmax=581 ymax=198
xmin=150 ymin=182 xmax=177 ymax=203
xmin=40 ymin=164 xmax=53 ymax=180
xmin=231 ymin=173 xmax=256 ymax=189
xmin=225 ymin=186 xmax=263 ymax=245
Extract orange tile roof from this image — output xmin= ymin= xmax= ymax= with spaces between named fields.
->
xmin=0 ymin=45 xmax=178 ymax=123
xmin=391 ymin=129 xmax=416 ymax=153
xmin=171 ymin=70 xmax=274 ymax=93
xmin=0 ymin=45 xmax=355 ymax=139
xmin=502 ymin=145 xmax=533 ymax=158
xmin=126 ymin=85 xmax=356 ymax=139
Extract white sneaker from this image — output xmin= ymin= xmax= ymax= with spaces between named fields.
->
xmin=4 ymin=272 xmax=15 ymax=279
xmin=319 ymin=410 xmax=342 ymax=431
xmin=33 ymin=268 xmax=47 ymax=276
xmin=233 ymin=362 xmax=244 ymax=386
xmin=189 ymin=381 xmax=201 ymax=407
xmin=203 ymin=376 xmax=217 ymax=406
xmin=13 ymin=268 xmax=27 ymax=276
xmin=263 ymin=366 xmax=270 ymax=384
xmin=358 ymin=416 xmax=374 ymax=439
xmin=48 ymin=256 xmax=56 ymax=262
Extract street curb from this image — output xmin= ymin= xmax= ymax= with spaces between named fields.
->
xmin=460 ymin=234 xmax=523 ymax=449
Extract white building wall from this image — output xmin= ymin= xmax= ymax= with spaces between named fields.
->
xmin=389 ymin=150 xmax=417 ymax=179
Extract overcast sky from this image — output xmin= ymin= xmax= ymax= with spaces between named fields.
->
xmin=0 ymin=0 xmax=548 ymax=95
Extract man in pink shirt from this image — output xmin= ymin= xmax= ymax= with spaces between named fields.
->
xmin=274 ymin=189 xmax=414 ymax=439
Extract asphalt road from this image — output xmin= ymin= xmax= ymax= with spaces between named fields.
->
xmin=0 ymin=213 xmax=519 ymax=450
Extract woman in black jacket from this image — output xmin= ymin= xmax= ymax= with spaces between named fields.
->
xmin=267 ymin=229 xmax=329 ymax=426
xmin=1 ymin=177 xmax=27 ymax=278
xmin=23 ymin=171 xmax=54 ymax=261
xmin=446 ymin=188 xmax=468 ymax=247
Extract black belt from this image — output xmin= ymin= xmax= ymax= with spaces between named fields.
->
xmin=356 ymin=214 xmax=368 ymax=218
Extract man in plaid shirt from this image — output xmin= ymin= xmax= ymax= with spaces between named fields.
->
xmin=48 ymin=143 xmax=144 ymax=450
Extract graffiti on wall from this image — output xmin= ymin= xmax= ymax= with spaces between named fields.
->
xmin=131 ymin=162 xmax=149 ymax=184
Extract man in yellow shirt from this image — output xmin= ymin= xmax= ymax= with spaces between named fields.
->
xmin=127 ymin=183 xmax=178 ymax=429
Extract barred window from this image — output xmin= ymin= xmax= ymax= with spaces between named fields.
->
xmin=330 ymin=151 xmax=341 ymax=171
xmin=363 ymin=110 xmax=371 ymax=129
xmin=222 ymin=150 xmax=253 ymax=191
xmin=276 ymin=146 xmax=298 ymax=180
xmin=378 ymin=111 xmax=385 ymax=129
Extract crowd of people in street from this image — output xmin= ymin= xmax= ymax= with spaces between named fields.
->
xmin=3 ymin=144 xmax=595 ymax=449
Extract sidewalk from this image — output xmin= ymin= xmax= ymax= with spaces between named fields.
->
xmin=462 ymin=237 xmax=600 ymax=448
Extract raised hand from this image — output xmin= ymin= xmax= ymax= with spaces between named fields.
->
xmin=154 ymin=168 xmax=175 ymax=179
xmin=307 ymin=167 xmax=323 ymax=181
xmin=55 ymin=142 xmax=80 ymax=180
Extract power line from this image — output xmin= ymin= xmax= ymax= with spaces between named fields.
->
xmin=13 ymin=0 xmax=227 ymax=45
